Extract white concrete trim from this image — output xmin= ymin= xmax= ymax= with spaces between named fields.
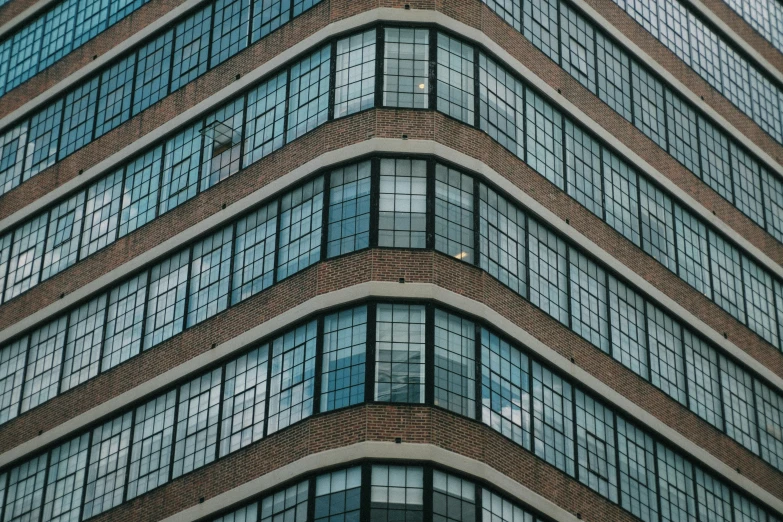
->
xmin=159 ymin=442 xmax=580 ymax=522
xmin=1 ymin=138 xmax=781 ymax=396
xmin=1 ymin=282 xmax=781 ymax=515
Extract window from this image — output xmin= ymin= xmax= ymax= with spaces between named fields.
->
xmin=608 ymin=275 xmax=648 ymax=378
xmin=720 ymin=356 xmax=759 ymax=454
xmin=673 ymin=205 xmax=710 ymax=298
xmin=43 ymin=433 xmax=89 ymax=522
xmin=39 ymin=0 xmax=77 ymax=70
xmin=334 ymin=30 xmax=376 ymax=118
xmin=762 ymin=169 xmax=783 ymax=243
xmin=742 ymin=255 xmax=777 ymax=347
xmin=478 ymin=53 xmax=525 ymax=158
xmin=525 ymin=89 xmax=563 ymax=188
xmin=276 ymin=177 xmax=324 ymax=280
xmin=292 ymin=0 xmax=319 ymax=16
xmin=252 ymin=0 xmax=289 ymax=41
xmin=523 ymin=0 xmax=559 ymax=61
xmin=378 ymin=158 xmax=427 ymax=249
xmin=755 ymin=380 xmax=783 ymax=472
xmin=42 ymin=191 xmax=85 ymax=281
xmin=80 ymin=169 xmax=123 ymax=257
xmin=697 ymin=117 xmax=732 ymax=201
xmin=315 ymin=467 xmax=361 ymax=522
xmin=23 ymin=101 xmax=63 ymax=182
xmin=481 ymin=490 xmax=534 ymax=522
xmin=375 ymin=304 xmax=426 ymax=403
xmin=383 ymin=28 xmax=429 ymax=108
xmin=480 ymin=328 xmax=531 ymax=448
xmin=127 ymin=390 xmax=176 ymax=498
xmin=201 ymin=99 xmax=244 ymax=191
xmin=719 ymin=42 xmax=752 ymax=116
xmin=59 ymin=77 xmax=99 ymax=159
xmin=244 ymin=72 xmax=286 ymax=166
xmin=689 ymin=14 xmax=722 ymax=91
xmin=683 ymin=331 xmax=722 ymax=429
xmin=187 ymin=227 xmax=233 ymax=326
xmin=109 ymin=0 xmax=144 ymax=25
xmin=4 ymin=454 xmax=47 ymax=522
xmin=370 ymin=465 xmax=423 ymax=522
xmin=657 ymin=445 xmax=696 ymax=522
xmin=327 ymin=161 xmax=372 ymax=257
xmin=216 ymin=505 xmax=258 ymax=522
xmin=596 ymin=33 xmax=632 ymax=120
xmin=73 ymin=0 xmax=109 ymax=48
xmin=665 ymin=90 xmax=699 ymax=174
xmin=730 ymin=143 xmax=765 ymax=227
xmin=694 ymin=468 xmax=732 ymax=522
xmin=528 ymin=219 xmax=568 ymax=325
xmin=83 ymin=412 xmax=133 ymax=518
xmin=133 ymin=30 xmax=173 ymax=115
xmin=260 ymin=481 xmax=309 ymax=522
xmin=434 ymin=309 xmax=475 ymax=417
xmin=639 ymin=178 xmax=676 ymax=271
xmin=210 ymin=0 xmax=249 ymax=67
xmin=103 ymin=272 xmax=147 ymax=371
xmin=95 ymin=55 xmax=134 ymax=138
xmin=436 ymin=33 xmax=474 ymax=124
xmin=220 ymin=345 xmax=269 ymax=456
xmin=287 ymin=46 xmax=330 ymax=141
xmin=532 ymin=361 xmax=574 ymax=475
xmin=6 ymin=19 xmax=43 ymax=91
xmin=603 ymin=150 xmax=640 ymax=245
xmin=647 ymin=304 xmax=687 ymax=405
xmin=268 ymin=321 xmax=317 ymax=433
xmin=434 ymin=164 xmax=474 ymax=262
xmin=433 ymin=471 xmax=475 ymax=522
xmin=173 ymin=368 xmax=221 ymax=477
xmin=0 ymin=337 xmax=27 ymax=425
xmin=160 ymin=123 xmax=202 ymax=214
xmin=564 ymin=121 xmax=602 ymax=217
xmin=232 ymin=201 xmax=277 ymax=304
xmin=561 ymin=4 xmax=596 ymax=92
xmin=626 ymin=0 xmax=659 ymax=36
xmin=171 ymin=7 xmax=212 ymax=92
xmin=0 ymin=125 xmax=26 ymax=195
xmin=483 ymin=0 xmax=522 ymax=30
xmin=749 ymin=68 xmax=782 ymax=142
xmin=61 ymin=294 xmax=106 ymax=391
xmin=733 ymin=493 xmax=765 ymax=522
xmin=478 ymin=183 xmax=527 ymax=296
xmin=321 ymin=306 xmax=367 ymax=411
xmin=659 ymin=0 xmax=690 ymax=63
xmin=119 ymin=145 xmax=162 ymax=237
xmin=576 ymin=391 xmax=618 ymax=502
xmin=6 ymin=213 xmax=48 ymax=299
xmin=569 ymin=250 xmax=609 ymax=352
xmin=21 ymin=317 xmax=67 ymax=412
xmin=709 ymin=231 xmax=745 ymax=322
xmin=144 ymin=250 xmax=190 ymax=350
xmin=616 ymin=417 xmax=658 ymax=522
xmin=630 ymin=63 xmax=666 ymax=148
xmin=0 ymin=234 xmax=10 ymax=305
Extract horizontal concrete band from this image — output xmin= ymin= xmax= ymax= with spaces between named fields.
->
xmin=1 ymin=280 xmax=781 ymax=515
xmin=159 ymin=442 xmax=580 ymax=522
xmin=2 ymin=5 xmax=783 ymax=273
xmin=1 ymin=138 xmax=781 ymax=398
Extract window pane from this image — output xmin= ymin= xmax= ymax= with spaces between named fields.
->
xmin=6 ymin=19 xmax=44 ymax=91
xmin=683 ymin=331 xmax=722 ymax=429
xmin=478 ymin=53 xmax=524 ymax=158
xmin=755 ymin=379 xmax=783 ymax=472
xmin=80 ymin=169 xmax=123 ymax=257
xmin=187 ymin=227 xmax=233 ymax=326
xmin=689 ymin=14 xmax=721 ymax=90
xmin=762 ymin=168 xmax=783 ymax=244
xmin=0 ymin=337 xmax=28 ymax=425
xmin=251 ymin=0 xmax=289 ymax=42
xmin=6 ymin=213 xmax=48 ymax=299
xmin=673 ymin=205 xmax=710 ymax=298
xmin=0 ymin=124 xmax=27 ymax=195
xmin=639 ymin=178 xmax=676 ymax=271
xmin=119 ymin=145 xmax=162 ymax=237
xmin=647 ymin=304 xmax=687 ymax=405
xmin=315 ymin=467 xmax=361 ymax=522
xmin=532 ymin=361 xmax=574 ymax=475
xmin=483 ymin=0 xmax=521 ymax=29
xmin=749 ymin=68 xmax=782 ymax=143
xmin=21 ymin=317 xmax=67 ymax=412
xmin=434 ymin=309 xmax=475 ymax=417
xmin=83 ymin=412 xmax=133 ymax=518
xmin=569 ymin=249 xmax=609 ymax=352
xmin=5 ymin=454 xmax=47 ymax=522
xmin=523 ymin=0 xmax=558 ymax=61
xmin=171 ymin=7 xmax=212 ymax=92
xmin=378 ymin=158 xmax=427 ymax=249
xmin=201 ymin=99 xmax=244 ymax=191
xmin=720 ymin=355 xmax=759 ymax=454
xmin=73 ymin=0 xmax=109 ymax=48
xmin=695 ymin=468 xmax=732 ymax=522
xmin=564 ymin=121 xmax=602 ymax=217
xmin=23 ymin=101 xmax=63 ymax=182
xmin=160 ymin=123 xmax=202 ymax=214
xmin=436 ymin=33 xmax=474 ymax=124
xmin=334 ymin=30 xmax=376 ymax=118
xmin=244 ymin=72 xmax=286 ymax=166
xmin=61 ymin=294 xmax=106 ymax=391
xmin=659 ymin=0 xmax=690 ymax=63
xmin=103 ymin=272 xmax=147 ymax=370
xmin=221 ymin=345 xmax=269 ymax=455
xmin=133 ymin=30 xmax=173 ymax=115
xmin=127 ymin=390 xmax=176 ymax=498
xmin=478 ymin=183 xmax=526 ymax=296
xmin=260 ymin=481 xmax=308 ymax=522
xmin=434 ymin=164 xmax=474 ymax=262
xmin=630 ymin=63 xmax=666 ymax=148
xmin=371 ymin=465 xmax=423 ymax=522
xmin=697 ymin=117 xmax=732 ymax=201
xmin=173 ymin=368 xmax=221 ymax=477
xmin=742 ymin=255 xmax=777 ymax=347
xmin=39 ymin=0 xmax=77 ymax=70
xmin=719 ymin=42 xmax=752 ymax=116
xmin=276 ymin=177 xmax=324 ymax=280
xmin=575 ymin=391 xmax=617 ymax=502
xmin=617 ymin=417 xmax=658 ymax=522
xmin=528 ymin=219 xmax=568 ymax=325
xmin=733 ymin=492 xmax=765 ymax=522
xmin=59 ymin=77 xmax=99 ymax=159
xmin=287 ymin=46 xmax=330 ymax=141
xmin=608 ymin=275 xmax=648 ymax=378
xmin=268 ymin=320 xmax=317 ymax=433
xmin=321 ymin=306 xmax=367 ymax=411
xmin=42 ymin=191 xmax=85 ymax=280
xmin=525 ymin=89 xmax=563 ymax=188
xmin=481 ymin=490 xmax=533 ymax=522
xmin=232 ymin=201 xmax=277 ymax=304
xmin=709 ymin=231 xmax=745 ymax=322
xmin=596 ymin=33 xmax=632 ymax=120
xmin=95 ymin=55 xmax=135 ymax=138
xmin=43 ymin=433 xmax=89 ymax=522
xmin=144 ymin=250 xmax=190 ymax=349
xmin=375 ymin=304 xmax=426 ymax=404
xmin=480 ymin=328 xmax=530 ymax=448
xmin=433 ymin=471 xmax=475 ymax=522
xmin=603 ymin=150 xmax=640 ymax=245
xmin=665 ymin=90 xmax=699 ymax=174
xmin=216 ymin=504 xmax=258 ymax=522
xmin=561 ymin=4 xmax=596 ymax=92
xmin=383 ymin=28 xmax=429 ymax=109
xmin=731 ymin=143 xmax=765 ymax=228
xmin=327 ymin=161 xmax=371 ymax=258
xmin=0 ymin=234 xmax=8 ymax=305
xmin=210 ymin=0 xmax=249 ymax=67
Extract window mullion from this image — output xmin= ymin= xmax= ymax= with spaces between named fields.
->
xmin=474 ymin=322 xmax=482 ymax=422
xmin=135 ymin=268 xmax=153 ymax=356
xmin=166 ymin=385 xmax=181 ymax=483
xmin=328 ymin=39 xmax=337 ymax=121
xmin=271 ymin=191 xmax=284 ymax=286
xmin=429 ymin=29 xmax=437 ymax=111
xmin=214 ymin=362 xmax=228 ymax=462
xmin=34 ymin=450 xmax=51 ymax=522
xmin=238 ymin=92 xmax=250 ymax=170
xmin=0 ymin=227 xmax=16 ymax=303
xmin=126 ymin=54 xmax=140 ymax=123
xmin=370 ymin=158 xmax=380 ymax=248
xmin=425 ymin=303 xmax=435 ymax=406
xmin=473 ymin=47 xmax=481 ymax=130
xmin=652 ymin=437 xmax=663 ymax=522
xmin=472 ymin=178 xmax=481 ymax=267
xmin=313 ymin=316 xmax=325 ymax=413
xmin=54 ymin=312 xmax=71 ymax=397
xmin=426 ymin=159 xmax=435 ymax=250
xmin=376 ymin=27 xmax=385 ymax=108
xmin=423 ymin=465 xmax=434 ymax=522
xmin=262 ymin=330 xmax=275 ymax=437
xmin=366 ymin=303 xmax=377 ymax=403
xmin=120 ymin=406 xmax=137 ymax=503
xmin=76 ymin=428 xmax=94 ymax=522
xmin=320 ymin=171 xmax=331 ymax=261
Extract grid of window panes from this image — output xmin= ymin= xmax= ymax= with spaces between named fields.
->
xmin=575 ymin=390 xmax=618 ymax=502
xmin=126 ymin=390 xmax=176 ymax=499
xmin=378 ymin=159 xmax=427 ymax=249
xmin=321 ymin=306 xmax=367 ymax=411
xmin=220 ymin=345 xmax=269 ymax=456
xmin=436 ymin=33 xmax=475 ymax=124
xmin=432 ymin=470 xmax=475 ymax=522
xmin=375 ymin=304 xmax=426 ymax=404
xmin=383 ymin=28 xmax=429 ymax=108
xmin=276 ymin=177 xmax=324 ymax=280
xmin=371 ymin=465 xmax=424 ymax=522
xmin=434 ymin=164 xmax=474 ymax=262
xmin=173 ymin=369 xmax=221 ymax=478
xmin=267 ymin=321 xmax=317 ymax=434
xmin=327 ymin=162 xmax=372 ymax=258
xmin=334 ymin=30 xmax=376 ymax=118
xmin=43 ymin=433 xmax=89 ymax=522
xmin=433 ymin=309 xmax=475 ymax=417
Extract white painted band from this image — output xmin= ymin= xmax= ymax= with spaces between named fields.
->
xmin=1 ymin=281 xmax=780 ymax=515
xmin=1 ymin=138 xmax=781 ymax=398
xmin=159 ymin=442 xmax=579 ymax=522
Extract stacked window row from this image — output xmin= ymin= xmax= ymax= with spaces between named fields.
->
xmin=479 ymin=0 xmax=783 ymax=247
xmin=4 ymin=25 xmax=782 ymax=360
xmin=0 ymin=0 xmax=151 ymax=97
xmin=0 ymin=0 xmax=326 ymax=197
xmin=1 ymin=300 xmax=780 ymax=522
xmin=719 ymin=0 xmax=783 ymax=56
xmin=1 ymin=155 xmax=782 ymax=475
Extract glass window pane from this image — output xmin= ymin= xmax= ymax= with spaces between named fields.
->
xmin=327 ymin=161 xmax=371 ymax=258
xmin=119 ymin=145 xmax=162 ymax=237
xmin=83 ymin=412 xmax=133 ymax=518
xmin=481 ymin=490 xmax=533 ymax=522
xmin=315 ymin=467 xmax=361 ymax=522
xmin=561 ymin=4 xmax=596 ymax=92
xmin=617 ymin=416 xmax=658 ymax=522
xmin=95 ymin=55 xmax=135 ymax=138
xmin=251 ymin=0 xmax=289 ymax=42
xmin=532 ymin=361 xmax=574 ymax=475
xmin=733 ymin=492 xmax=765 ymax=522
xmin=383 ymin=28 xmax=429 ymax=109
xmin=173 ymin=368 xmax=221 ymax=477
xmin=276 ymin=177 xmax=324 ymax=280
xmin=483 ymin=0 xmax=521 ymax=30
xmin=608 ymin=275 xmax=648 ymax=378
xmin=689 ymin=14 xmax=721 ymax=91
xmin=0 ymin=124 xmax=27 ymax=195
xmin=59 ymin=77 xmax=99 ymax=159
xmin=596 ymin=33 xmax=632 ymax=120
xmin=287 ymin=46 xmax=330 ymax=141
xmin=478 ymin=53 xmax=524 ymax=159
xmin=762 ymin=168 xmax=783 ymax=244
xmin=523 ymin=0 xmax=559 ymax=61
xmin=43 ymin=433 xmax=89 ymax=522
xmin=144 ymin=250 xmax=190 ymax=349
xmin=243 ymin=72 xmax=286 ymax=166
xmin=564 ymin=121 xmax=602 ymax=217
xmin=719 ymin=42 xmax=752 ymax=116
xmin=647 ymin=304 xmax=687 ymax=405
xmin=370 ymin=465 xmax=423 ymax=522
xmin=528 ymin=219 xmax=568 ymax=325
xmin=260 ymin=481 xmax=308 ymax=522
xmin=210 ymin=0 xmax=250 ymax=67
xmin=201 ymin=99 xmax=245 ymax=191
xmin=268 ymin=320 xmax=317 ymax=433
xmin=525 ymin=89 xmax=563 ymax=188
xmin=575 ymin=391 xmax=618 ymax=502
xmin=171 ymin=7 xmax=212 ymax=92
xmin=133 ymin=30 xmax=173 ymax=115
xmin=5 ymin=454 xmax=47 ymax=522
xmin=720 ymin=355 xmax=759 ymax=454
xmin=127 ymin=390 xmax=176 ymax=498
xmin=0 ymin=337 xmax=28 ymax=424
xmin=61 ymin=293 xmax=107 ymax=391
xmin=742 ymin=255 xmax=777 ymax=347
xmin=160 ymin=123 xmax=202 ymax=215
xmin=73 ymin=0 xmax=109 ymax=48
xmin=673 ymin=205 xmax=711 ymax=299
xmin=694 ymin=468 xmax=732 ymax=522
xmin=378 ymin=158 xmax=427 ymax=249
xmin=375 ymin=304 xmax=426 ymax=404
xmin=21 ymin=316 xmax=67 ymax=412
xmin=334 ymin=30 xmax=376 ymax=118
xmin=187 ymin=227 xmax=233 ymax=326
xmin=23 ymin=101 xmax=63 ymax=182
xmin=39 ymin=0 xmax=77 ymax=70
xmin=103 ymin=272 xmax=147 ymax=370
xmin=731 ymin=143 xmax=765 ymax=228
xmin=697 ymin=117 xmax=732 ymax=201
xmin=433 ymin=471 xmax=475 ymax=522
xmin=709 ymin=231 xmax=745 ymax=322
xmin=6 ymin=213 xmax=48 ymax=299
xmin=434 ymin=164 xmax=474 ymax=262
xmin=434 ymin=308 xmax=475 ymax=417
xmin=0 ymin=234 xmax=11 ymax=305
xmin=755 ymin=379 xmax=783 ymax=472
xmin=436 ymin=33 xmax=474 ymax=124
xmin=659 ymin=0 xmax=690 ymax=64
xmin=630 ymin=63 xmax=666 ymax=148
xmin=232 ymin=201 xmax=277 ymax=304
xmin=6 ymin=19 xmax=44 ymax=91
xmin=42 ymin=191 xmax=85 ymax=280
xmin=80 ymin=169 xmax=123 ymax=258
xmin=221 ymin=345 xmax=269 ymax=455
xmin=683 ymin=331 xmax=722 ymax=429
xmin=569 ymin=249 xmax=609 ymax=352
xmin=657 ymin=444 xmax=696 ymax=522
xmin=665 ymin=90 xmax=699 ymax=174
xmin=603 ymin=150 xmax=640 ymax=245
xmin=478 ymin=183 xmax=526 ymax=296
xmin=639 ymin=178 xmax=676 ymax=272
xmin=321 ymin=306 xmax=367 ymax=411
